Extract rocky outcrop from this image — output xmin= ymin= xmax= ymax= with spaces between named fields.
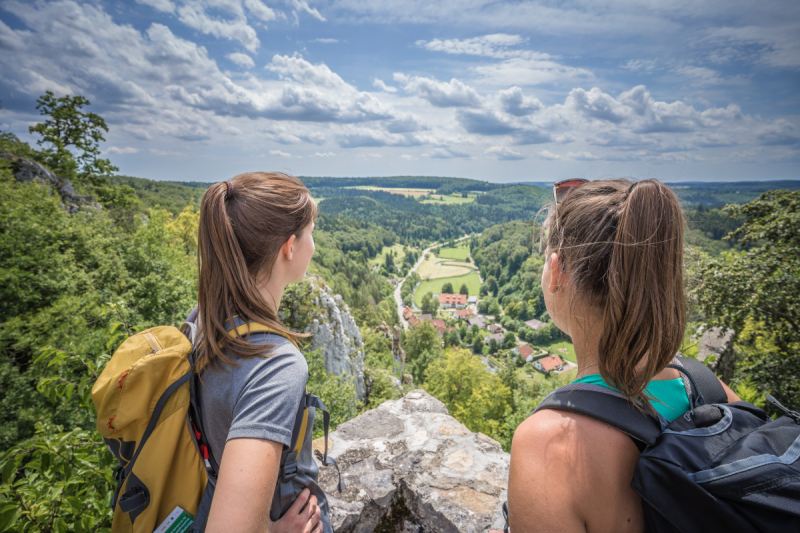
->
xmin=4 ymin=153 xmax=94 ymax=212
xmin=305 ymin=282 xmax=367 ymax=400
xmin=697 ymin=326 xmax=735 ymax=381
xmin=316 ymin=390 xmax=508 ymax=532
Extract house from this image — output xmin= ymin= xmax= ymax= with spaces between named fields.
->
xmin=467 ymin=296 xmax=478 ymax=305
xmin=516 ymin=343 xmax=535 ymax=359
xmin=438 ymin=293 xmax=468 ymax=308
xmin=456 ymin=308 xmax=474 ymax=319
xmin=467 ymin=315 xmax=487 ymax=329
xmin=533 ymin=355 xmax=566 ymax=375
xmin=486 ymin=332 xmax=505 ymax=345
xmin=524 ymin=319 xmax=546 ymax=331
xmin=402 ymin=306 xmax=415 ymax=321
xmin=487 ymin=323 xmax=504 ymax=334
xmin=431 ymin=319 xmax=447 ymax=335
xmin=408 ymin=315 xmax=420 ymax=327
xmin=420 ymin=313 xmax=433 ymax=321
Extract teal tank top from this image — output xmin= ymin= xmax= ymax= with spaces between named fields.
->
xmin=572 ymin=374 xmax=691 ymax=422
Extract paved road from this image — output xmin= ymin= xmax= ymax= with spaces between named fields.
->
xmin=394 ymin=234 xmax=474 ymax=330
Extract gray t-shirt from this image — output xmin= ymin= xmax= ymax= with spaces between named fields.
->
xmin=193 ymin=334 xmax=308 ymax=529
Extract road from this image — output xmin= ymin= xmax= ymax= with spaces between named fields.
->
xmin=393 ymin=234 xmax=474 ymax=330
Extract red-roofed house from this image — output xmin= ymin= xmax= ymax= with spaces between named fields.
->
xmin=402 ymin=306 xmax=414 ymax=321
xmin=516 ymin=343 xmax=535 ymax=359
xmin=431 ymin=319 xmax=447 ymax=335
xmin=456 ymin=308 xmax=474 ymax=319
xmin=524 ymin=319 xmax=546 ymax=330
xmin=533 ymin=355 xmax=566 ymax=374
xmin=438 ymin=293 xmax=468 ymax=308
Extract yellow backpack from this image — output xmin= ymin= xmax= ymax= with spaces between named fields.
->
xmin=92 ymin=321 xmax=298 ymax=532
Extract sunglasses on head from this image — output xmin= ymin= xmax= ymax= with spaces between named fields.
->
xmin=553 ymin=178 xmax=589 ymax=205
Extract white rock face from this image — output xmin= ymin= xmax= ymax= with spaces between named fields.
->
xmin=306 ymin=285 xmax=366 ymax=400
xmin=316 ymin=390 xmax=509 ymax=532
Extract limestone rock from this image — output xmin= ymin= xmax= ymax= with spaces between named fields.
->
xmin=317 ymin=390 xmax=508 ymax=532
xmin=306 ymin=283 xmax=366 ymax=400
xmin=4 ymin=153 xmax=94 ymax=212
xmin=697 ymin=326 xmax=735 ymax=378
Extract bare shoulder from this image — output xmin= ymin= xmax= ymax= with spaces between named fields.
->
xmin=509 ymin=409 xmax=643 ymax=533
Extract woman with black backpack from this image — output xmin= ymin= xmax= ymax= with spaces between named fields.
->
xmin=192 ymin=172 xmax=330 ymax=532
xmin=507 ymin=179 xmax=742 ymax=532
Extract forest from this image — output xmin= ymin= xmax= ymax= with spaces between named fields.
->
xmin=0 ymin=93 xmax=797 ymax=531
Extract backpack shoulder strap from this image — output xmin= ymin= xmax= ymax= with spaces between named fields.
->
xmin=535 ymin=384 xmax=662 ymax=449
xmin=671 ymin=356 xmax=727 ymax=406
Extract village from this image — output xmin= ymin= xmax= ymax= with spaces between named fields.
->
xmin=389 ymin=239 xmax=578 ymax=377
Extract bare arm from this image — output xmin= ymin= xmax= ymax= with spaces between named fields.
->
xmin=206 ymin=439 xmax=320 ymax=533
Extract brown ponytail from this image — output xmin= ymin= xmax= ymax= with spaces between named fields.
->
xmin=546 ymin=179 xmax=686 ymax=408
xmin=195 ymin=172 xmax=318 ymax=373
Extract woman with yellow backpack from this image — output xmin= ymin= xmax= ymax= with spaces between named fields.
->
xmin=94 ymin=172 xmax=331 ymax=532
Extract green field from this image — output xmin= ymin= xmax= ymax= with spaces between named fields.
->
xmin=347 ymin=185 xmax=434 ymax=197
xmin=419 ymin=193 xmax=477 ymax=205
xmin=437 ymin=244 xmax=470 ymax=261
xmin=369 ymin=243 xmax=408 ymax=267
xmin=413 ymin=271 xmax=482 ymax=306
xmin=541 ymin=340 xmax=576 ymax=363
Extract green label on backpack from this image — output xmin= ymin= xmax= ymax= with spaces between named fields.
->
xmin=154 ymin=506 xmax=194 ymax=533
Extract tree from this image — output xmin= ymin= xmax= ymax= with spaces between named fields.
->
xmin=472 ymin=335 xmax=484 ymax=355
xmin=694 ymin=191 xmax=800 ymax=408
xmin=424 ymin=348 xmax=512 ymax=440
xmin=402 ymin=322 xmax=442 ymax=384
xmin=383 ymin=251 xmax=395 ymax=274
xmin=29 ymin=91 xmax=117 ymax=185
xmin=421 ymin=292 xmax=433 ymax=314
xmin=442 ymin=282 xmax=454 ymax=294
xmin=459 ymin=283 xmax=469 ymax=296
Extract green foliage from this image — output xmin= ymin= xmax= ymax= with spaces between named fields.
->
xmin=420 ymin=292 xmax=438 ymax=315
xmin=28 ymin=91 xmax=117 ymax=191
xmin=424 ymin=348 xmax=512 ymax=442
xmin=459 ymin=283 xmax=469 ymax=295
xmin=0 ymin=423 xmax=114 ymax=531
xmin=402 ymin=322 xmax=442 ymax=384
xmin=694 ymin=190 xmax=800 ymax=407
xmin=441 ymin=282 xmax=454 ymax=294
xmin=305 ymin=349 xmax=359 ymax=435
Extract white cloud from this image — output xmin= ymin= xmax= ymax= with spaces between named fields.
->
xmin=417 ymin=33 xmax=526 ymax=58
xmin=393 ymin=73 xmax=480 ymax=107
xmin=176 ymin=3 xmax=260 ymax=52
xmin=704 ymin=24 xmax=800 ymax=68
xmin=269 ymin=149 xmax=292 ymax=157
xmin=372 ymin=78 xmax=397 ymax=93
xmin=336 ymin=128 xmax=422 ymax=148
xmin=135 ymin=0 xmax=175 ymax=14
xmin=314 ymin=151 xmax=336 ymax=157
xmin=243 ymin=0 xmax=277 ymax=23
xmin=107 ymin=146 xmax=140 ymax=154
xmin=289 ymin=0 xmax=325 ymax=22
xmin=425 ymin=147 xmax=470 ymax=159
xmin=485 ymin=145 xmax=523 ymax=160
xmin=499 ymin=86 xmax=543 ymax=116
xmin=313 ymin=37 xmax=339 ymax=44
xmin=227 ymin=52 xmax=255 ymax=68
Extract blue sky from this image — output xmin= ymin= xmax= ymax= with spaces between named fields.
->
xmin=1 ymin=1 xmax=798 ymax=182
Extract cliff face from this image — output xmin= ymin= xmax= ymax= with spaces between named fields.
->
xmin=290 ymin=279 xmax=366 ymax=400
xmin=316 ymin=390 xmax=508 ymax=532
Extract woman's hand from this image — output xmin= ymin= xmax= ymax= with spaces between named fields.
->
xmin=270 ymin=488 xmax=322 ymax=533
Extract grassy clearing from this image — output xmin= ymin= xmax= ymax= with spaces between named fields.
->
xmin=368 ymin=243 xmax=407 ymax=267
xmin=419 ymin=193 xmax=477 ymax=205
xmin=347 ymin=186 xmax=435 ymax=197
xmin=541 ymin=340 xmax=577 ymax=363
xmin=437 ymin=244 xmax=470 ymax=261
xmin=413 ymin=271 xmax=482 ymax=306
xmin=417 ymin=259 xmax=474 ymax=278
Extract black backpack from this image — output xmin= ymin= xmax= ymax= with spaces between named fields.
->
xmin=525 ymin=356 xmax=800 ymax=532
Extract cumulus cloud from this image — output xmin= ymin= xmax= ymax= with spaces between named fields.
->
xmin=393 ymin=73 xmax=481 ymax=107
xmin=457 ymin=109 xmax=518 ymax=135
xmin=107 ymin=146 xmax=140 ymax=154
xmin=499 ymin=86 xmax=543 ymax=116
xmin=372 ymin=78 xmax=397 ymax=93
xmin=227 ymin=52 xmax=255 ymax=68
xmin=269 ymin=149 xmax=292 ymax=157
xmin=485 ymin=145 xmax=523 ymax=160
xmin=176 ymin=3 xmax=260 ymax=52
